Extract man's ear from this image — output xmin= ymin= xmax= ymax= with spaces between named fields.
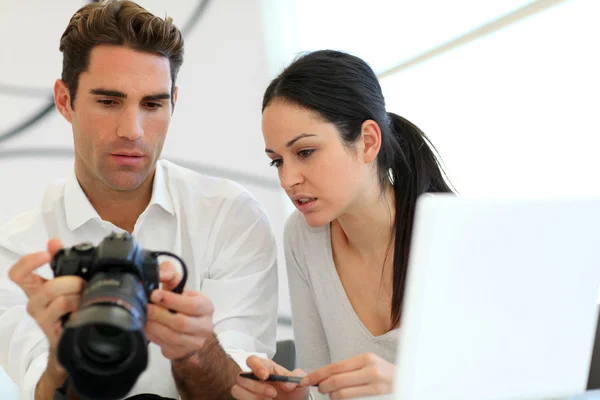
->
xmin=53 ymin=79 xmax=73 ymax=123
xmin=360 ymin=119 xmax=382 ymax=164
xmin=171 ymin=86 xmax=179 ymax=114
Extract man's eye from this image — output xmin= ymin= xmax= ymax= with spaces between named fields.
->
xmin=145 ymin=102 xmax=162 ymax=110
xmin=98 ymin=100 xmax=116 ymax=106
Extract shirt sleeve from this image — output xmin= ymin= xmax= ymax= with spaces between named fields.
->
xmin=284 ymin=213 xmax=332 ymax=374
xmin=200 ymin=192 xmax=278 ymax=370
xmin=0 ymin=246 xmax=50 ymax=400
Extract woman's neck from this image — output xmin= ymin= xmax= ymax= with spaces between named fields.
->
xmin=334 ymin=183 xmax=396 ymax=265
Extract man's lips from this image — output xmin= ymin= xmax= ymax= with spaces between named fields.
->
xmin=111 ymin=151 xmax=144 ymax=157
xmin=110 ymin=153 xmax=145 ymax=166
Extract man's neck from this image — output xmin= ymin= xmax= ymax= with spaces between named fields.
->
xmin=76 ymin=169 xmax=155 ymax=233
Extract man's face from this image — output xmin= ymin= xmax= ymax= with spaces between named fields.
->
xmin=59 ymin=45 xmax=177 ymax=192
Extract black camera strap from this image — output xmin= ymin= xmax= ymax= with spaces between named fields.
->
xmin=53 ymin=379 xmax=176 ymax=400
xmin=53 ymin=379 xmax=70 ymax=400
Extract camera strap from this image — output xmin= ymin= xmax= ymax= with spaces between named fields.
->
xmin=53 ymin=379 xmax=70 ymax=400
xmin=53 ymin=380 xmax=176 ymax=400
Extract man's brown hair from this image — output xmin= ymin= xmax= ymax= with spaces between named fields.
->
xmin=59 ymin=0 xmax=184 ymax=109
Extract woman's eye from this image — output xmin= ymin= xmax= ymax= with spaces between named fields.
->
xmin=269 ymin=159 xmax=282 ymax=168
xmin=298 ymin=149 xmax=314 ymax=158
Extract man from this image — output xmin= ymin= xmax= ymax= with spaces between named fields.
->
xmin=0 ymin=1 xmax=278 ymax=399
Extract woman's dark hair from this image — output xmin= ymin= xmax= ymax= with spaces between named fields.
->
xmin=263 ymin=50 xmax=454 ymax=329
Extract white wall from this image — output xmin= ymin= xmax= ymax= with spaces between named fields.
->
xmin=381 ymin=0 xmax=600 ymax=198
xmin=290 ymin=0 xmax=600 ymax=198
xmin=0 ymin=0 xmax=293 ymax=395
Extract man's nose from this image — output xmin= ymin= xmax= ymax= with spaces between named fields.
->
xmin=116 ymin=107 xmax=144 ymax=141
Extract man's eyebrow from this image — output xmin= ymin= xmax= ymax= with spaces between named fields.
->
xmin=89 ymin=89 xmax=171 ymax=102
xmin=142 ymin=93 xmax=171 ymax=101
xmin=90 ymin=88 xmax=126 ymax=98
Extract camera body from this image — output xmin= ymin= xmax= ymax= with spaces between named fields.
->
xmin=52 ymin=232 xmax=161 ymax=304
xmin=51 ymin=232 xmax=185 ymax=400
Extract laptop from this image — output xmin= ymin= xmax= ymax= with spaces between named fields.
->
xmin=392 ymin=194 xmax=600 ymax=400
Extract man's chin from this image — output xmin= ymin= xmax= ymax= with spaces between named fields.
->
xmin=103 ymin=171 xmax=150 ymax=192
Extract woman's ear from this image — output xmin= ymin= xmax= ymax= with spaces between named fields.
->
xmin=360 ymin=119 xmax=382 ymax=163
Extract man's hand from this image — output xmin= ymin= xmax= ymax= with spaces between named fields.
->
xmin=8 ymin=238 xmax=84 ymax=398
xmin=149 ymin=261 xmax=240 ymax=400
xmin=146 ymin=261 xmax=214 ymax=361
xmin=300 ymin=353 xmax=395 ymax=399
xmin=231 ymin=355 xmax=309 ymax=400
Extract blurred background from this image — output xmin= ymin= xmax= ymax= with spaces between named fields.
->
xmin=1 ymin=0 xmax=598 ymax=396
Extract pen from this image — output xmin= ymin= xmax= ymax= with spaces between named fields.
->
xmin=239 ymin=372 xmax=318 ymax=387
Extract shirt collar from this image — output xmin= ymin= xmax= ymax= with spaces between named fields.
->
xmin=64 ymin=161 xmax=175 ymax=231
xmin=149 ymin=160 xmax=175 ymax=216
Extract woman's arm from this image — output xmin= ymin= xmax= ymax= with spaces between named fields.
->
xmin=284 ymin=213 xmax=331 ymax=374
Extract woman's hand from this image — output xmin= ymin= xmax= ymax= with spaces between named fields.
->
xmin=301 ymin=353 xmax=395 ymax=399
xmin=231 ymin=355 xmax=309 ymax=400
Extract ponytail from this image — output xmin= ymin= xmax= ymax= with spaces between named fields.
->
xmin=387 ymin=112 xmax=454 ymax=328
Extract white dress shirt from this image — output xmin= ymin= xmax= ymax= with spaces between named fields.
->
xmin=0 ymin=159 xmax=278 ymax=399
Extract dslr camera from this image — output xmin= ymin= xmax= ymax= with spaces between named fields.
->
xmin=51 ymin=232 xmax=188 ymax=400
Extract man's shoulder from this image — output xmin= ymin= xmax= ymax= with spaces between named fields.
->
xmin=0 ymin=208 xmax=44 ymax=256
xmin=0 ymin=179 xmax=66 ymax=255
xmin=160 ymin=159 xmax=252 ymax=203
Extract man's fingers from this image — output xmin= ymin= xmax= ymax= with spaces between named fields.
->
xmin=159 ymin=261 xmax=183 ymax=292
xmin=232 ymin=381 xmax=274 ymax=400
xmin=45 ymin=321 xmax=64 ymax=349
xmin=27 ymin=277 xmax=85 ymax=316
xmin=234 ymin=375 xmax=278 ymax=399
xmin=239 ymin=358 xmax=303 ymax=395
xmin=147 ymin=303 xmax=213 ymax=335
xmin=8 ymin=252 xmax=51 ymax=284
xmin=145 ymin=329 xmax=191 ymax=360
xmin=145 ymin=320 xmax=207 ymax=350
xmin=150 ymin=289 xmax=214 ymax=317
xmin=246 ymin=355 xmax=277 ymax=379
xmin=47 ymin=238 xmax=64 ymax=259
xmin=38 ymin=294 xmax=81 ymax=328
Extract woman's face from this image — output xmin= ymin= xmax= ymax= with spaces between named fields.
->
xmin=262 ymin=100 xmax=370 ymax=227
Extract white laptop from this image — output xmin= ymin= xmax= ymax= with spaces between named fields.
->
xmin=392 ymin=194 xmax=600 ymax=400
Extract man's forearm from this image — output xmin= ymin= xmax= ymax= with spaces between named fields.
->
xmin=35 ymin=371 xmax=62 ymax=400
xmin=35 ymin=350 xmax=76 ymax=400
xmin=171 ymin=334 xmax=241 ymax=400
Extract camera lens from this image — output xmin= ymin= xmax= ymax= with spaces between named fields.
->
xmin=79 ymin=324 xmax=132 ymax=366
xmin=58 ymin=272 xmax=150 ymax=399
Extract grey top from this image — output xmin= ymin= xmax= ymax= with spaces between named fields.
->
xmin=284 ymin=210 xmax=399 ymax=374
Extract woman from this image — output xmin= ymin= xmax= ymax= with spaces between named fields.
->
xmin=232 ymin=50 xmax=454 ymax=400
